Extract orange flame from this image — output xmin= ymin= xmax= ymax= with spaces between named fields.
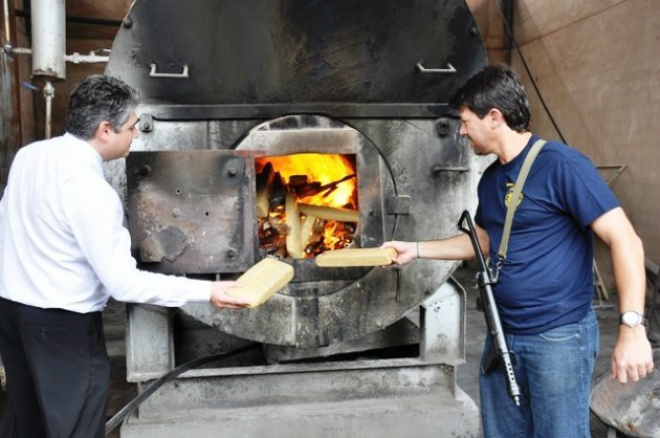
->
xmin=256 ymin=153 xmax=358 ymax=258
xmin=322 ymin=221 xmax=351 ymax=250
xmin=256 ymin=154 xmax=357 ymax=209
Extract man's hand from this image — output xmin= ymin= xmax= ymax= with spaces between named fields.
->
xmin=611 ymin=325 xmax=654 ymax=384
xmin=381 ymin=241 xmax=418 ymax=266
xmin=210 ymin=281 xmax=250 ymax=309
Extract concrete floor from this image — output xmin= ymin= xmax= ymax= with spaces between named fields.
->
xmin=0 ymin=264 xmax=652 ymax=438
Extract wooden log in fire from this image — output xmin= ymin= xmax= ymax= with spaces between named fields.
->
xmin=267 ymin=214 xmax=289 ymax=235
xmin=300 ymin=214 xmax=317 ymax=249
xmin=285 ymin=192 xmax=303 ymax=259
xmin=288 ymin=174 xmax=309 ymax=187
xmin=256 ymin=162 xmax=275 ymax=218
xmin=292 ymin=174 xmax=355 ymax=199
xmin=298 ymin=203 xmax=359 ymax=223
xmin=269 ymin=172 xmax=287 ymax=208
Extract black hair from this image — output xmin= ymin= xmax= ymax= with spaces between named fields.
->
xmin=65 ymin=75 xmax=140 ymax=140
xmin=450 ymin=64 xmax=530 ymax=132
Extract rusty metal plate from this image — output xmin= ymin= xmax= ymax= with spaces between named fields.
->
xmin=126 ymin=151 xmax=257 ymax=274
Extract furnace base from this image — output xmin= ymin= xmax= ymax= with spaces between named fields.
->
xmin=120 ymin=367 xmax=479 ymax=438
xmin=121 ymin=280 xmax=476 ymax=438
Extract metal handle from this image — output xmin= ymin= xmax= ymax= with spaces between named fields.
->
xmin=416 ymin=62 xmax=456 ymax=74
xmin=149 ymin=63 xmax=189 ymax=79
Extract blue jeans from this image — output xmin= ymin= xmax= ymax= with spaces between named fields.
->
xmin=480 ymin=309 xmax=599 ymax=438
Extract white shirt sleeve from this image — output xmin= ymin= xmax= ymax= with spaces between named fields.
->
xmin=61 ymin=172 xmax=211 ymax=307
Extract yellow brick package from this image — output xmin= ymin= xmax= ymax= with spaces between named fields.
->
xmin=230 ymin=258 xmax=294 ymax=308
xmin=315 ymin=247 xmax=397 ymax=267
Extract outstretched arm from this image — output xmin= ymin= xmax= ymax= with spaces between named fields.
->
xmin=381 ymin=224 xmax=489 ymax=266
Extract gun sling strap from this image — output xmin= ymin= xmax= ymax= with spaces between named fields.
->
xmin=492 ymin=139 xmax=547 ymax=281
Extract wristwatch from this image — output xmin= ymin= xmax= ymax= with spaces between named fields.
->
xmin=619 ymin=310 xmax=647 ymax=328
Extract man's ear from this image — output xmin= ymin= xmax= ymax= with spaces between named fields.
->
xmin=94 ymin=121 xmax=114 ymax=142
xmin=488 ymin=108 xmax=505 ymax=128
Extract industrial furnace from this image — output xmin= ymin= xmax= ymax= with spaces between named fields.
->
xmin=104 ymin=1 xmax=489 ymax=436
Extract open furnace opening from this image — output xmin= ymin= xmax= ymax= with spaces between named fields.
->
xmin=255 ymin=153 xmax=359 ymax=259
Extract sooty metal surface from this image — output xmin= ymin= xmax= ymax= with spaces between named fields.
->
xmin=126 ymin=151 xmax=257 ymax=273
xmin=106 ymin=0 xmax=487 ymax=118
xmin=109 ymin=1 xmax=489 ymax=349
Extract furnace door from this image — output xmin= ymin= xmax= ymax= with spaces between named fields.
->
xmin=126 ymin=150 xmax=257 ymax=274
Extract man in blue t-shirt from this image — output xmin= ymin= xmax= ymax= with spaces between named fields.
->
xmin=383 ymin=64 xmax=653 ymax=438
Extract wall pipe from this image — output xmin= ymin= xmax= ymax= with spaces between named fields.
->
xmin=31 ymin=0 xmax=66 ymax=80
xmin=3 ymin=0 xmax=111 ymax=140
xmin=43 ymin=80 xmax=53 ymax=139
xmin=2 ymin=0 xmax=12 ymax=52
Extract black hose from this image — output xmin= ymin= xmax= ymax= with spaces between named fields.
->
xmin=105 ymin=343 xmax=260 ymax=436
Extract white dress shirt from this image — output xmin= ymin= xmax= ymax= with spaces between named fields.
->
xmin=0 ymin=133 xmax=211 ymax=313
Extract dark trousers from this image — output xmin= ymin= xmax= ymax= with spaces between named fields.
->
xmin=0 ymin=297 xmax=110 ymax=438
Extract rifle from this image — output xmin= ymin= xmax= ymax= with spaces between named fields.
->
xmin=458 ymin=210 xmax=521 ymax=407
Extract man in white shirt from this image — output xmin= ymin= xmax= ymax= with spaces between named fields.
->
xmin=0 ymin=75 xmax=251 ymax=438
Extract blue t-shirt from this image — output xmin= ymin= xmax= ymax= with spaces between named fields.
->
xmin=475 ymin=135 xmax=619 ymax=334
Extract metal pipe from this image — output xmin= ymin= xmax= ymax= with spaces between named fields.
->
xmin=1 ymin=0 xmax=30 ymax=57
xmin=30 ymin=0 xmax=65 ymax=80
xmin=3 ymin=0 xmax=10 ymax=45
xmin=5 ymin=43 xmax=110 ymax=66
xmin=43 ymin=80 xmax=54 ymax=139
xmin=65 ymin=50 xmax=110 ymax=64
xmin=10 ymin=46 xmax=30 ymax=55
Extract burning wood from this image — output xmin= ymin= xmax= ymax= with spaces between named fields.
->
xmin=292 ymin=174 xmax=355 ymax=199
xmin=292 ymin=182 xmax=323 ymax=198
xmin=298 ymin=204 xmax=359 ymax=223
xmin=255 ymin=154 xmax=359 ymax=259
xmin=269 ymin=172 xmax=287 ymax=208
xmin=300 ymin=214 xmax=317 ymax=250
xmin=256 ymin=162 xmax=275 ymax=218
xmin=260 ymin=232 xmax=285 ymax=255
xmin=285 ymin=193 xmax=303 ymax=259
xmin=288 ymin=174 xmax=309 ymax=187
xmin=267 ymin=211 xmax=288 ymax=235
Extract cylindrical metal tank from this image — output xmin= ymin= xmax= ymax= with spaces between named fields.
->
xmin=105 ymin=2 xmax=488 ymax=437
xmin=106 ymin=0 xmax=488 ymax=349
xmin=30 ymin=0 xmax=65 ymax=79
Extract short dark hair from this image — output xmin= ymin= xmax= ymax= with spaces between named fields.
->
xmin=65 ymin=75 xmax=140 ymax=140
xmin=450 ymin=64 xmax=530 ymax=132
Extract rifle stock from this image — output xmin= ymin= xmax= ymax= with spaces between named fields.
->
xmin=458 ymin=210 xmax=521 ymax=407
